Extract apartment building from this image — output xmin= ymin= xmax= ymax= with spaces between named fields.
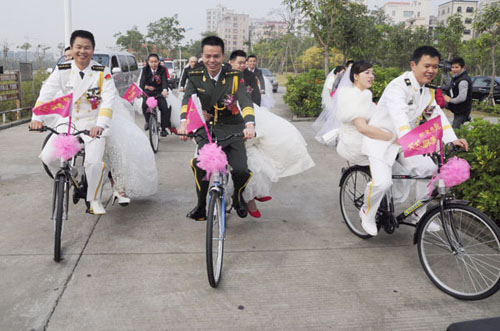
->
xmin=215 ymin=12 xmax=250 ymax=53
xmin=437 ymin=0 xmax=478 ymax=40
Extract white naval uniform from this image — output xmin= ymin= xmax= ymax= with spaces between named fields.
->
xmin=33 ymin=60 xmax=116 ymax=202
xmin=360 ymin=71 xmax=458 ymax=222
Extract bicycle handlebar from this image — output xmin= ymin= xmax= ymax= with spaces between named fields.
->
xmin=29 ymin=126 xmax=90 ymax=136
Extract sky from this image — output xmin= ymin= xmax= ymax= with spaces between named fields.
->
xmin=2 ymin=0 xmax=449 ymax=55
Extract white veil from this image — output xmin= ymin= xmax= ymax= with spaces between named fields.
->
xmin=313 ymin=67 xmax=353 ymax=145
xmin=261 ymin=76 xmax=275 ymax=109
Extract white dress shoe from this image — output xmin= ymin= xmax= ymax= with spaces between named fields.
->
xmin=112 ymin=191 xmax=130 ymax=206
xmin=90 ymin=200 xmax=106 ymax=215
xmin=359 ymin=208 xmax=377 ymax=236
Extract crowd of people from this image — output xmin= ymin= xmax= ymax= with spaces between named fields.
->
xmin=30 ymin=30 xmax=470 ymax=237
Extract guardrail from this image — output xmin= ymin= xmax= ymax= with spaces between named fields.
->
xmin=1 ymin=107 xmax=31 ymax=124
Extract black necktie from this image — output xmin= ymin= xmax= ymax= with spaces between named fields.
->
xmin=419 ymin=88 xmax=423 ymax=95
xmin=212 ymin=79 xmax=217 ymax=86
xmin=79 ymin=71 xmax=84 ymax=79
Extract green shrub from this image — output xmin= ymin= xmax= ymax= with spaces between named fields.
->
xmin=283 ymin=69 xmax=324 ymax=117
xmin=471 ymin=100 xmax=500 ymax=114
xmin=453 ymin=119 xmax=500 ymax=223
xmin=372 ymin=66 xmax=403 ymax=100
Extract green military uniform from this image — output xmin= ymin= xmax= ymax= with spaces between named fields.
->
xmin=181 ymin=65 xmax=255 ymax=211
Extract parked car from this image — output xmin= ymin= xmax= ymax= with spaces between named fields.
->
xmin=471 ymin=76 xmax=500 ymax=103
xmin=261 ymin=68 xmax=278 ymax=93
xmin=52 ymin=51 xmax=140 ymax=96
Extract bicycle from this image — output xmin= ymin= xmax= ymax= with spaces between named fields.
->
xmin=339 ymin=145 xmax=500 ymax=300
xmin=179 ymin=131 xmax=244 ymax=288
xmin=146 ymin=95 xmax=161 ymax=153
xmin=146 ymin=94 xmax=172 ymax=153
xmin=31 ymin=125 xmax=90 ymax=262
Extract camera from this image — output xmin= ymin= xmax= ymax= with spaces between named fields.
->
xmin=439 ymin=60 xmax=452 ymax=73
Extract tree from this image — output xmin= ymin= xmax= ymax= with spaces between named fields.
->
xmin=474 ymin=4 xmax=500 ymax=105
xmin=146 ymin=15 xmax=185 ymax=57
xmin=284 ymin=0 xmax=344 ymax=76
xmin=435 ymin=14 xmax=465 ymax=61
xmin=18 ymin=42 xmax=31 ymax=62
xmin=114 ymin=25 xmax=145 ymax=57
xmin=2 ymin=41 xmax=9 ymax=68
xmin=57 ymin=43 xmax=65 ymax=56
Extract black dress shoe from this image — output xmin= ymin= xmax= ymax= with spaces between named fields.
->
xmin=233 ymin=202 xmax=248 ymax=218
xmin=186 ymin=204 xmax=206 ymax=221
xmin=144 ymin=122 xmax=149 ymax=131
xmin=160 ymin=130 xmax=168 ymax=137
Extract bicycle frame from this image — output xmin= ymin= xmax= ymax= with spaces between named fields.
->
xmin=208 ymin=171 xmax=228 ymax=237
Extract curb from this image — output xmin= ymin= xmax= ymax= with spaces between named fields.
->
xmin=291 ymin=115 xmax=316 ymax=122
xmin=0 ymin=118 xmax=31 ymax=131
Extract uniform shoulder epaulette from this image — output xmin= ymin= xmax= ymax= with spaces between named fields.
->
xmin=404 ymin=78 xmax=411 ymax=86
xmin=425 ymin=83 xmax=437 ymax=89
xmin=91 ymin=65 xmax=105 ymax=71
xmin=57 ymin=63 xmax=71 ymax=70
xmin=225 ymin=70 xmax=239 ymax=76
xmin=188 ymin=70 xmax=203 ymax=76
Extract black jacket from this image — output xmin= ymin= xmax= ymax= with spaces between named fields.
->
xmin=249 ymin=68 xmax=265 ymax=91
xmin=243 ymin=69 xmax=261 ymax=106
xmin=447 ymin=71 xmax=472 ymax=115
xmin=139 ymin=65 xmax=168 ymax=96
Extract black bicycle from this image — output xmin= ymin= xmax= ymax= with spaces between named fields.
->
xmin=178 ymin=131 xmax=244 ymax=287
xmin=32 ymin=125 xmax=89 ymax=262
xmin=147 ymin=96 xmax=161 ymax=153
xmin=339 ymin=145 xmax=500 ymax=300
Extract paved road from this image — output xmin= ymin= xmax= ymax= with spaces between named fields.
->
xmin=1 ymin=88 xmax=499 ymax=331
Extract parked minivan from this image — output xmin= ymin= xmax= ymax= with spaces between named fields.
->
xmin=51 ymin=51 xmax=140 ymax=96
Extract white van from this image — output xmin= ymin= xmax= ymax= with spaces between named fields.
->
xmin=52 ymin=51 xmax=140 ymax=96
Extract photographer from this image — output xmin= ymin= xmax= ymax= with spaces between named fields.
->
xmin=444 ymin=57 xmax=473 ymax=129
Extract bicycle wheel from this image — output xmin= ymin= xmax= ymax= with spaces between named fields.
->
xmin=149 ymin=114 xmax=159 ymax=153
xmin=53 ymin=174 xmax=67 ymax=262
xmin=339 ymin=166 xmax=372 ymax=239
xmin=206 ymin=190 xmax=224 ymax=288
xmin=417 ymin=203 xmax=500 ymax=300
xmin=42 ymin=132 xmax=54 ymax=179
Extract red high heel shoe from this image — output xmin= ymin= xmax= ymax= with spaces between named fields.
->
xmin=248 ymin=208 xmax=261 ymax=218
xmin=255 ymin=196 xmax=272 ymax=202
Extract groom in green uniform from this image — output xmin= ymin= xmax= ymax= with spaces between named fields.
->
xmin=178 ymin=36 xmax=256 ymax=220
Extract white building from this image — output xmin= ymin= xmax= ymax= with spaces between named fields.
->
xmin=206 ymin=5 xmax=234 ymax=33
xmin=215 ymin=12 xmax=250 ymax=53
xmin=382 ymin=1 xmax=413 ymax=25
xmin=437 ymin=0 xmax=478 ymax=40
xmin=250 ymin=20 xmax=288 ymax=46
xmin=381 ymin=0 xmax=432 ymax=27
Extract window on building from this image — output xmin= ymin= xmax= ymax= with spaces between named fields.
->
xmin=447 ymin=8 xmax=450 ymax=13
xmin=464 ymin=29 xmax=471 ymax=35
xmin=465 ymin=18 xmax=472 ymax=24
xmin=233 ymin=41 xmax=237 ymax=45
xmin=233 ymin=23 xmax=238 ymax=27
xmin=392 ymin=10 xmax=396 ymax=16
xmin=457 ymin=6 xmax=462 ymax=12
xmin=417 ymin=11 xmax=420 ymax=17
xmin=403 ymin=11 xmax=414 ymax=17
xmin=466 ymin=7 xmax=474 ymax=12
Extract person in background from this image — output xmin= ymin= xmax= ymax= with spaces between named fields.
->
xmin=179 ymin=56 xmax=199 ymax=92
xmin=64 ymin=46 xmax=72 ymax=61
xmin=443 ymin=57 xmax=473 ymax=129
xmin=140 ymin=53 xmax=171 ymax=136
xmin=247 ymin=55 xmax=265 ymax=94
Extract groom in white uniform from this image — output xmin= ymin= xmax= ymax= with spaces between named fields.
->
xmin=30 ymin=30 xmax=116 ymax=215
xmin=360 ymin=46 xmax=468 ymax=236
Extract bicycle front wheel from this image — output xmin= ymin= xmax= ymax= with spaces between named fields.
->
xmin=339 ymin=166 xmax=372 ymax=239
xmin=417 ymin=203 xmax=500 ymax=300
xmin=206 ymin=190 xmax=224 ymax=288
xmin=149 ymin=114 xmax=159 ymax=153
xmin=53 ymin=174 xmax=67 ymax=262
